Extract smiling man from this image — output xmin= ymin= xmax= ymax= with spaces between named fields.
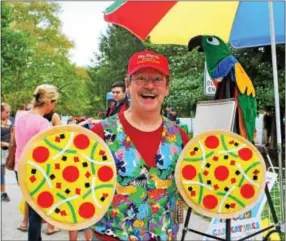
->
xmin=91 ymin=50 xmax=190 ymax=241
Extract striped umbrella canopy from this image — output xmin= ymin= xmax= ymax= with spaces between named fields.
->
xmin=104 ymin=1 xmax=285 ymax=48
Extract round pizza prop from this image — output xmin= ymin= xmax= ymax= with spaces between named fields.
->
xmin=175 ymin=130 xmax=266 ymax=219
xmin=18 ymin=125 xmax=116 ymax=230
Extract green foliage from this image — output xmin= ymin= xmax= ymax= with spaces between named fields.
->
xmin=2 ymin=2 xmax=284 ymax=118
xmin=90 ymin=24 xmax=285 ymax=116
xmin=233 ymin=46 xmax=285 ymax=111
xmin=1 ymin=2 xmax=10 ymax=28
xmin=87 ymin=25 xmax=145 ymax=113
xmin=1 ymin=2 xmax=94 ymax=116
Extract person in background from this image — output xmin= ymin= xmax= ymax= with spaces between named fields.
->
xmin=1 ymin=103 xmax=12 ymax=202
xmin=43 ymin=111 xmax=61 ymax=126
xmin=166 ymin=105 xmax=177 ymax=123
xmin=263 ymin=107 xmax=273 ymax=146
xmin=15 ymin=104 xmax=26 ymax=119
xmin=78 ymin=117 xmax=98 ymax=129
xmin=69 ymin=229 xmax=92 ymax=241
xmin=91 ymin=50 xmax=190 ymax=241
xmin=105 ymin=81 xmax=129 ymax=118
xmin=67 ymin=116 xmax=74 ymax=124
xmin=25 ymin=103 xmax=33 ymax=111
xmin=14 ymin=84 xmax=59 ymax=241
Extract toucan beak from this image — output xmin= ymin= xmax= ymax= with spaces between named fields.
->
xmin=188 ymin=36 xmax=203 ymax=52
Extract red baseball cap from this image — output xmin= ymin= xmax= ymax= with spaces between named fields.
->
xmin=127 ymin=50 xmax=170 ymax=76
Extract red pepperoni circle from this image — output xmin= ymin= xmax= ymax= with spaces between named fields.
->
xmin=62 ymin=166 xmax=79 ymax=182
xmin=79 ymin=202 xmax=95 ymax=219
xmin=205 ymin=136 xmax=219 ymax=149
xmin=214 ymin=166 xmax=229 ymax=181
xmin=32 ymin=146 xmax=49 ymax=163
xmin=98 ymin=166 xmax=114 ymax=182
xmin=37 ymin=191 xmax=54 ymax=208
xmin=240 ymin=184 xmax=255 ymax=199
xmin=182 ymin=165 xmax=197 ymax=180
xmin=203 ymin=195 xmax=218 ymax=210
xmin=73 ymin=134 xmax=90 ymax=149
xmin=238 ymin=148 xmax=253 ymax=161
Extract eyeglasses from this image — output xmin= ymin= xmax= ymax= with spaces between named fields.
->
xmin=132 ymin=75 xmax=166 ymax=87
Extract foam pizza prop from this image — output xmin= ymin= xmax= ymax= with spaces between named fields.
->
xmin=175 ymin=130 xmax=266 ymax=219
xmin=18 ymin=125 xmax=116 ymax=231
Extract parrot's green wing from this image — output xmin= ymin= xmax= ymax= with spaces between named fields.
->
xmin=238 ymin=93 xmax=257 ymax=142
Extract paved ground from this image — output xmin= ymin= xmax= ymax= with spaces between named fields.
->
xmin=1 ymin=169 xmax=209 ymax=240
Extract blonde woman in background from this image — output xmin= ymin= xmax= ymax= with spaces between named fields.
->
xmin=14 ymin=84 xmax=59 ymax=241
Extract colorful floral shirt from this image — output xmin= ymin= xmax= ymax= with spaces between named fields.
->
xmin=93 ymin=114 xmax=183 ymax=241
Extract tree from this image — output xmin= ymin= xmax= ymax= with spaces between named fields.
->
xmin=88 ymin=25 xmax=145 ymax=113
xmin=1 ymin=2 xmax=35 ymax=105
xmin=233 ymin=46 xmax=285 ymax=111
xmin=1 ymin=2 xmax=94 ymax=116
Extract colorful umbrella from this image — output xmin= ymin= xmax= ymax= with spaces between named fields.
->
xmin=104 ymin=1 xmax=285 ymax=48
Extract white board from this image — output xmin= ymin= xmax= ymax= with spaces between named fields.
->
xmin=193 ymin=99 xmax=237 ymax=135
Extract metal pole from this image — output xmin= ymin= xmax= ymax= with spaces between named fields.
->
xmin=268 ymin=0 xmax=285 ymax=230
xmin=225 ymin=219 xmax=231 ymax=241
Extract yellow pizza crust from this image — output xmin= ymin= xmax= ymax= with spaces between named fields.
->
xmin=175 ymin=130 xmax=266 ymax=219
xmin=18 ymin=125 xmax=116 ymax=231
